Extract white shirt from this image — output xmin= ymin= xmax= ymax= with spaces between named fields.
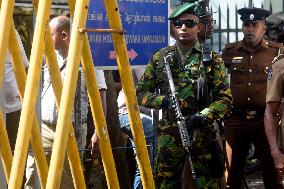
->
xmin=5 ymin=31 xmax=29 ymax=113
xmin=117 ymin=68 xmax=145 ymax=115
xmin=41 ymin=51 xmax=107 ymax=124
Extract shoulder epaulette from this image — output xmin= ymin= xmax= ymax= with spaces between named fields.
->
xmin=272 ymin=54 xmax=284 ymax=64
xmin=224 ymin=41 xmax=241 ymax=49
xmin=160 ymin=45 xmax=175 ymax=53
xmin=267 ymin=41 xmax=283 ymax=49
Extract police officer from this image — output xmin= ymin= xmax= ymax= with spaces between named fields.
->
xmin=222 ymin=7 xmax=284 ymax=188
xmin=136 ymin=2 xmax=232 ymax=188
xmin=265 ymin=54 xmax=284 ymax=182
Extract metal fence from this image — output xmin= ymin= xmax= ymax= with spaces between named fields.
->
xmin=212 ymin=0 xmax=284 ymax=53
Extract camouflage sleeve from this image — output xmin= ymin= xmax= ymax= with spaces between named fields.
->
xmin=136 ymin=51 xmax=165 ymax=109
xmin=200 ymin=52 xmax=232 ymax=120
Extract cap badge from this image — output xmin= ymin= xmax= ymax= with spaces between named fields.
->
xmin=206 ymin=6 xmax=209 ymax=11
xmin=249 ymin=13 xmax=254 ymax=20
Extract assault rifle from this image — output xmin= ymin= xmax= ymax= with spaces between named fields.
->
xmin=163 ymin=52 xmax=196 ymax=181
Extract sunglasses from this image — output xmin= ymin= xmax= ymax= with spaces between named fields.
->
xmin=171 ymin=19 xmax=199 ymax=28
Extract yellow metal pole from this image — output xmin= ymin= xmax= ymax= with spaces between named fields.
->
xmin=31 ymin=0 xmax=86 ymax=186
xmin=8 ymin=0 xmax=53 ymax=187
xmin=0 ymin=110 xmax=12 ymax=182
xmin=103 ymin=1 xmax=155 ymax=188
xmin=0 ymin=0 xmax=15 ymax=88
xmin=81 ymin=35 xmax=120 ymax=188
xmin=67 ymin=0 xmax=120 ymax=187
xmin=44 ymin=26 xmax=86 ymax=188
xmin=0 ymin=0 xmax=17 ymax=183
xmin=45 ymin=0 xmax=90 ymax=188
xmin=9 ymin=21 xmax=48 ymax=188
xmin=22 ymin=0 xmax=85 ymax=187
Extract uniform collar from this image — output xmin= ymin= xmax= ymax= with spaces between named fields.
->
xmin=193 ymin=41 xmax=202 ymax=52
xmin=175 ymin=40 xmax=202 ymax=53
xmin=233 ymin=39 xmax=269 ymax=51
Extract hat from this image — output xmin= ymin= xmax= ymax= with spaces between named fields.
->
xmin=181 ymin=0 xmax=212 ymax=17
xmin=237 ymin=7 xmax=271 ymax=22
xmin=169 ymin=2 xmax=201 ymax=20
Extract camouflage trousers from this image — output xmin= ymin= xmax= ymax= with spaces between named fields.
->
xmin=154 ymin=120 xmax=222 ymax=189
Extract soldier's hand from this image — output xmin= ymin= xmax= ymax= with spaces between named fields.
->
xmin=186 ymin=113 xmax=207 ymax=128
xmin=161 ymin=96 xmax=176 ymax=119
xmin=161 ymin=96 xmax=171 ymax=109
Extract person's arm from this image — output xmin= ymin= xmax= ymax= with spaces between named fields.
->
xmin=16 ymin=30 xmax=29 ymax=72
xmin=200 ymin=53 xmax=232 ymax=121
xmin=99 ymin=88 xmax=107 ymax=116
xmin=90 ymin=70 xmax=107 ymax=152
xmin=264 ymin=101 xmax=284 ymax=170
xmin=136 ymin=51 xmax=166 ymax=109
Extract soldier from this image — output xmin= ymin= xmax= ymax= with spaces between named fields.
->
xmin=222 ymin=7 xmax=284 ymax=188
xmin=181 ymin=1 xmax=227 ymax=188
xmin=136 ymin=2 xmax=232 ymax=188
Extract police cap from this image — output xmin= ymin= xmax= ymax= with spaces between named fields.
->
xmin=237 ymin=7 xmax=271 ymax=22
xmin=169 ymin=2 xmax=201 ymax=20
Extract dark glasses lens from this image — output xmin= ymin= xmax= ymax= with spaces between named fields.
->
xmin=172 ymin=19 xmax=199 ymax=28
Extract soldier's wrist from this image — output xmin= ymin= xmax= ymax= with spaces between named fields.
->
xmin=161 ymin=96 xmax=170 ymax=109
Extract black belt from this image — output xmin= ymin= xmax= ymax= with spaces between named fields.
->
xmin=231 ymin=108 xmax=264 ymax=119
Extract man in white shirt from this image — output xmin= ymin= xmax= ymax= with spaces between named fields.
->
xmin=25 ymin=16 xmax=107 ymax=189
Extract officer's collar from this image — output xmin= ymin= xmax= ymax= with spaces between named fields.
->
xmin=235 ymin=39 xmax=269 ymax=50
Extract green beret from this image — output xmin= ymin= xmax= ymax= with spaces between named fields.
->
xmin=169 ymin=2 xmax=201 ymax=20
xmin=182 ymin=0 xmax=212 ymax=17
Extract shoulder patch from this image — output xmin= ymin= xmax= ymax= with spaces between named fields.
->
xmin=272 ymin=54 xmax=284 ymax=64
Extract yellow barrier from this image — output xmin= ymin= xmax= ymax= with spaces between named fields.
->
xmin=68 ymin=0 xmax=120 ymax=187
xmin=9 ymin=21 xmax=49 ymax=188
xmin=8 ymin=0 xmax=53 ymax=186
xmin=0 ymin=0 xmax=155 ymax=187
xmin=0 ymin=0 xmax=16 ymax=182
xmin=103 ymin=1 xmax=155 ymax=188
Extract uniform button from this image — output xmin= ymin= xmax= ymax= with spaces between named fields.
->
xmin=234 ymin=68 xmax=237 ymax=70
xmin=248 ymin=98 xmax=251 ymax=101
xmin=249 ymin=69 xmax=252 ymax=72
xmin=248 ymin=83 xmax=251 ymax=86
xmin=266 ymin=67 xmax=269 ymax=70
xmin=250 ymin=56 xmax=253 ymax=59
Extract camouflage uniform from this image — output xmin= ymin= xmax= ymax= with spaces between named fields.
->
xmin=136 ymin=41 xmax=232 ymax=188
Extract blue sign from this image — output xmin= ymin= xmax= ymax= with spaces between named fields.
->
xmin=87 ymin=0 xmax=168 ymax=67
